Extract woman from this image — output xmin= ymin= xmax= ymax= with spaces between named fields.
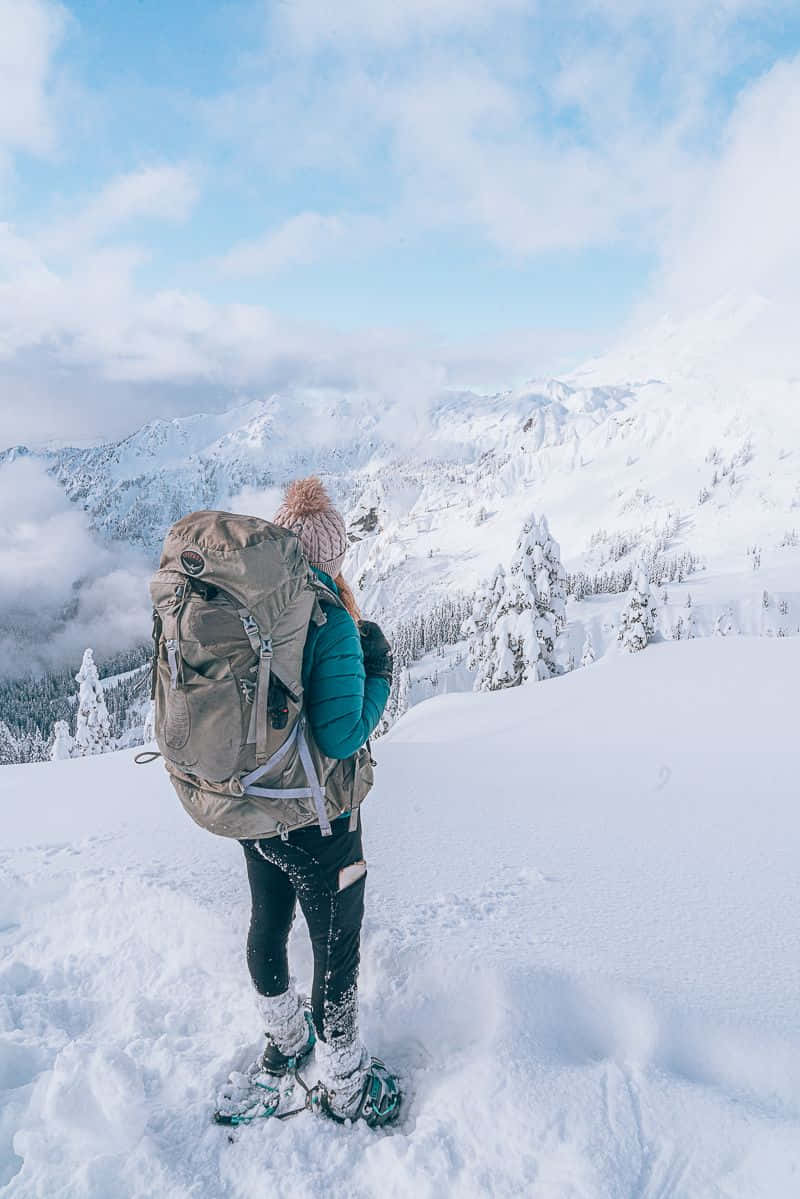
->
xmin=238 ymin=477 xmax=399 ymax=1127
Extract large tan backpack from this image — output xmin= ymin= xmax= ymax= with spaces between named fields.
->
xmin=143 ymin=510 xmax=373 ymax=840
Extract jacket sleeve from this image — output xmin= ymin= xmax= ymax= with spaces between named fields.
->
xmin=305 ymin=607 xmax=390 ymax=760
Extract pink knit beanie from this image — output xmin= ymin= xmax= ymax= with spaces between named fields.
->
xmin=274 ymin=476 xmax=348 ymax=577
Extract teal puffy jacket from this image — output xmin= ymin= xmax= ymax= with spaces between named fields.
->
xmin=301 ymin=571 xmax=390 ymax=760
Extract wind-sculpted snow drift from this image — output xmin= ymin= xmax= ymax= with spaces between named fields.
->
xmin=1 ymin=638 xmax=798 ymax=1197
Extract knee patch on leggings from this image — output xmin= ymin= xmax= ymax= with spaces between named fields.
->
xmin=338 ymin=860 xmax=367 ymax=891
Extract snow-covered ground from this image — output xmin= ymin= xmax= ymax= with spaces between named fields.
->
xmin=1 ymin=637 xmax=798 ymax=1197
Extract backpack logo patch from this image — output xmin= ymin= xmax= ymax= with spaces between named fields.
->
xmin=180 ymin=549 xmax=206 ymax=576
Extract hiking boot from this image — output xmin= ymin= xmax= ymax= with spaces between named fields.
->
xmin=257 ymin=1009 xmax=316 ymax=1077
xmin=252 ymin=987 xmax=316 ymax=1077
xmin=308 ymin=1057 xmax=402 ymax=1128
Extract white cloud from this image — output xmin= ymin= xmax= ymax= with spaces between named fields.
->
xmin=275 ymin=0 xmax=527 ymax=50
xmin=0 ymin=0 xmax=67 ymax=155
xmin=217 ymin=210 xmax=392 ymax=277
xmin=204 ymin=68 xmax=381 ymax=177
xmin=211 ymin=1 xmax=776 ymax=263
xmin=657 ymin=55 xmax=800 ymax=308
xmin=219 ymin=212 xmax=346 ymax=276
xmin=576 ymin=0 xmax=776 ymax=25
xmin=0 ymin=456 xmax=100 ymax=613
xmin=609 ymin=51 xmax=800 ymax=376
xmin=0 ymin=216 xmax=597 ymax=445
xmin=43 ymin=164 xmax=199 ymax=252
xmin=227 ymin=485 xmax=285 ymax=522
xmin=0 ymin=457 xmax=151 ymax=675
xmin=1 ymin=0 xmax=798 ymax=453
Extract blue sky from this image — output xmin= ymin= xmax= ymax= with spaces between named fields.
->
xmin=2 ymin=0 xmax=800 ymax=444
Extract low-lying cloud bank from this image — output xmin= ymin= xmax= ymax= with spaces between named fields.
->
xmin=0 ymin=458 xmax=152 ymax=677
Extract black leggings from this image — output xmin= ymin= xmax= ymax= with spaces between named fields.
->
xmin=241 ymin=817 xmax=366 ymax=1044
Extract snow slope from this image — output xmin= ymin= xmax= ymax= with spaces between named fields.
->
xmin=1 ymin=637 xmax=798 ymax=1197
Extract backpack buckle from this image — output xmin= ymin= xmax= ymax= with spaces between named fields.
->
xmin=240 ymin=614 xmax=259 ymax=639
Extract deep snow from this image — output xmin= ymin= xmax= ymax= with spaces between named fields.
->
xmin=1 ymin=637 xmax=799 ymax=1197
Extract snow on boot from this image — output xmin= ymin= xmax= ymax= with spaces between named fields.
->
xmin=254 ymin=987 xmax=316 ymax=1077
xmin=212 ymin=989 xmax=316 ymax=1126
xmin=308 ymin=1038 xmax=402 ymax=1128
xmin=307 ymin=1058 xmax=402 ymax=1129
xmin=214 ymin=1072 xmax=286 ymax=1126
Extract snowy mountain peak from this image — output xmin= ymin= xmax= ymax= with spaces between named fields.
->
xmin=2 ymin=311 xmax=799 ymax=657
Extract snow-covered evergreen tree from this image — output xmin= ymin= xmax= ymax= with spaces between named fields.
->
xmin=395 ymin=669 xmax=411 ymax=721
xmin=142 ymin=700 xmax=156 ymax=744
xmin=468 ymin=565 xmax=507 ymax=690
xmin=73 ymin=649 xmax=112 ymax=756
xmin=618 ymin=570 xmax=659 ymax=653
xmin=0 ymin=721 xmax=51 ymax=764
xmin=478 ymin=514 xmax=568 ymax=690
xmin=50 ymin=720 xmax=74 ymax=761
xmin=580 ymin=631 xmax=596 ymax=667
xmin=518 ymin=513 xmax=567 ymax=676
xmin=464 ymin=569 xmax=498 ymax=675
xmin=481 ymin=572 xmax=534 ymax=689
xmin=20 ymin=728 xmax=49 ymax=763
xmin=0 ymin=721 xmax=19 ymax=766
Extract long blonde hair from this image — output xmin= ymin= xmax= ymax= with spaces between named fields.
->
xmin=334 ymin=573 xmax=362 ymax=624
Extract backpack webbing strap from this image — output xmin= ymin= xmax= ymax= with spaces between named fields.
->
xmin=255 ymin=637 xmax=273 ymax=762
xmin=296 ymin=720 xmax=331 ymax=837
xmin=241 ymin=720 xmax=300 ymax=788
xmin=245 ymin=785 xmax=317 ymax=801
xmin=237 ymin=608 xmax=273 ymax=763
xmin=239 ymin=718 xmax=332 ymax=838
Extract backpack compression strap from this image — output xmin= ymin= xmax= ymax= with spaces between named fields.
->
xmin=237 ymin=606 xmax=332 ymax=837
xmin=238 ymin=609 xmax=273 ymax=763
xmin=240 ymin=718 xmax=332 ymax=837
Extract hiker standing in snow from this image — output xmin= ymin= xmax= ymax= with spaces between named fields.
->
xmin=146 ymin=478 xmax=399 ymax=1126
xmin=239 ymin=478 xmax=399 ymax=1125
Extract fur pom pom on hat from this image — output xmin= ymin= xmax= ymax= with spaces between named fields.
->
xmin=274 ymin=476 xmax=348 ymax=578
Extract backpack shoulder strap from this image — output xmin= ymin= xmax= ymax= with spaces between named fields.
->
xmin=308 ymin=573 xmax=344 ymax=608
xmin=307 ymin=573 xmax=344 ymax=626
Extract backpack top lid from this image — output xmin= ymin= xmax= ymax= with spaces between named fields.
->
xmin=160 ymin=509 xmax=312 ymax=633
xmin=163 ymin=510 xmax=288 ymax=556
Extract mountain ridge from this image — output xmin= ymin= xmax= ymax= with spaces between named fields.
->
xmin=2 ymin=298 xmax=798 ymax=639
